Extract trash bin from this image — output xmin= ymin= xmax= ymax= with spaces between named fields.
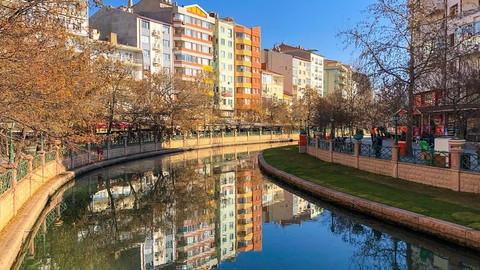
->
xmin=299 ymin=134 xmax=307 ymax=146
xmin=397 ymin=141 xmax=406 ymax=156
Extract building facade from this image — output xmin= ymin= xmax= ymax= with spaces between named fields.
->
xmin=133 ymin=1 xmax=215 ymax=80
xmin=234 ymin=24 xmax=261 ymax=119
xmin=89 ymin=7 xmax=173 ymax=76
xmin=277 ymin=43 xmax=325 ymax=97
xmin=262 ymin=49 xmax=294 ymax=98
xmin=261 ymin=70 xmax=284 ymax=101
xmin=323 ymin=60 xmax=352 ymax=97
xmin=212 ymin=17 xmax=236 ymax=119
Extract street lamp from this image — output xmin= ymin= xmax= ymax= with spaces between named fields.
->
xmin=38 ymin=131 xmax=44 ymax=152
xmin=6 ymin=121 xmax=15 ymax=164
xmin=393 ymin=113 xmax=400 ymax=145
xmin=330 ymin=117 xmax=334 ymax=140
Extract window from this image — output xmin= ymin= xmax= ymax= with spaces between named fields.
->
xmin=227 ymin=29 xmax=233 ymax=38
xmin=228 ymin=52 xmax=233 ymax=59
xmin=220 ymin=26 xmax=225 ymax=33
xmin=228 ymin=40 xmax=233 ymax=47
xmin=220 ymin=38 xmax=226 ymax=45
xmin=141 ymin=35 xmax=149 ymax=44
xmin=163 ymin=25 xmax=170 ymax=34
xmin=141 ymin=20 xmax=149 ymax=29
xmin=143 ymin=50 xmax=150 ymax=57
xmin=163 ymin=53 xmax=170 ymax=61
xmin=163 ymin=39 xmax=170 ymax=47
xmin=221 ymin=50 xmax=225 ymax=58
xmin=449 ymin=4 xmax=458 ymax=17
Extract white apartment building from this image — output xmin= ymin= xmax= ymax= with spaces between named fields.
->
xmin=213 ymin=17 xmax=236 ymax=118
xmin=277 ymin=43 xmax=325 ymax=97
xmin=89 ymin=7 xmax=174 ymax=76
xmin=310 ymin=53 xmax=325 ymax=96
xmin=292 ymin=56 xmax=311 ymax=98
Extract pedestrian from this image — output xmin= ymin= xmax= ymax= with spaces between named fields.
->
xmin=370 ymin=127 xmax=375 ymax=143
xmin=374 ymin=134 xmax=383 ymax=157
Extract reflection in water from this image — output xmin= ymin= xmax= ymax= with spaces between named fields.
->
xmin=16 ymin=144 xmax=480 ymax=270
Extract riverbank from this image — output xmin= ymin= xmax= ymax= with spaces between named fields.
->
xmin=259 ymin=145 xmax=480 ymax=251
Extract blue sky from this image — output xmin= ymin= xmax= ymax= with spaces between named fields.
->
xmin=98 ymin=0 xmax=377 ymax=64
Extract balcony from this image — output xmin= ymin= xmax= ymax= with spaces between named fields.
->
xmin=236 ymin=82 xmax=251 ymax=88
xmin=236 ymin=38 xmax=252 ymax=46
xmin=235 ymin=60 xmax=251 ymax=66
xmin=235 ymin=49 xmax=252 ymax=56
xmin=236 ymin=71 xmax=252 ymax=77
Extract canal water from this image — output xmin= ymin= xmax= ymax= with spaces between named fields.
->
xmin=15 ymin=143 xmax=480 ymax=270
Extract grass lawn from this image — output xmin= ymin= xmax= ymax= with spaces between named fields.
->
xmin=263 ymin=145 xmax=480 ymax=229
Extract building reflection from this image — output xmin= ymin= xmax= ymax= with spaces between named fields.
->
xmin=263 ymin=183 xmax=323 ymax=227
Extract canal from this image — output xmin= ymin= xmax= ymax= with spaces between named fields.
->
xmin=14 ymin=143 xmax=480 ymax=269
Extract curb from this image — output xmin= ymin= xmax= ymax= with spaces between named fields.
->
xmin=258 ymin=150 xmax=480 ymax=251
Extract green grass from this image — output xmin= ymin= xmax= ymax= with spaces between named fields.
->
xmin=263 ymin=145 xmax=480 ymax=229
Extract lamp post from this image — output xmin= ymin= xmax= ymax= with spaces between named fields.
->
xmin=393 ymin=113 xmax=400 ymax=145
xmin=38 ymin=132 xmax=44 ymax=152
xmin=330 ymin=117 xmax=334 ymax=140
xmin=6 ymin=121 xmax=15 ymax=164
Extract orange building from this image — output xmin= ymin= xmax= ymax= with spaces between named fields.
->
xmin=234 ymin=25 xmax=261 ymax=120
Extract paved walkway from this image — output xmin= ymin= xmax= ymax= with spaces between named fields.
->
xmin=0 ymin=171 xmax=75 ymax=269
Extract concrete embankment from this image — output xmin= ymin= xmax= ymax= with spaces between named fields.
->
xmin=258 ymin=151 xmax=480 ymax=252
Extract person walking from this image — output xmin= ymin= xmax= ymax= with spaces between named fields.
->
xmin=374 ymin=134 xmax=383 ymax=158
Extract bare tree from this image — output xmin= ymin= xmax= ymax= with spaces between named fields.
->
xmin=340 ymin=0 xmax=446 ymax=154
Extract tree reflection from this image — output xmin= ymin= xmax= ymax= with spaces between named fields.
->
xmin=326 ymin=211 xmax=409 ymax=270
xmin=23 ymin=155 xmax=217 ymax=269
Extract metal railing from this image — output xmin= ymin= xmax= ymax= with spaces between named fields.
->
xmin=45 ymin=150 xmax=56 ymax=163
xmin=318 ymin=140 xmax=330 ymax=150
xmin=32 ymin=154 xmax=42 ymax=170
xmin=308 ymin=138 xmax=316 ymax=147
xmin=333 ymin=141 xmax=354 ymax=155
xmin=400 ymin=149 xmax=450 ymax=168
xmin=360 ymin=144 xmax=392 ymax=160
xmin=461 ymin=153 xmax=480 ymax=172
xmin=17 ymin=160 xmax=29 ymax=182
xmin=0 ymin=170 xmax=12 ymax=195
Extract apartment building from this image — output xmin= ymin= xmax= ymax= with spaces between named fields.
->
xmin=323 ymin=60 xmax=352 ymax=97
xmin=57 ymin=0 xmax=89 ymax=38
xmin=412 ymin=0 xmax=480 ymax=139
xmin=211 ymin=16 xmax=236 ymax=119
xmin=234 ymin=24 xmax=261 ymax=119
xmin=261 ymin=70 xmax=284 ymax=102
xmin=133 ymin=1 xmax=215 ymax=81
xmin=90 ymin=31 xmax=144 ymax=80
xmin=261 ymin=49 xmax=294 ymax=98
xmin=89 ymin=7 xmax=173 ymax=75
xmin=278 ymin=43 xmax=325 ymax=97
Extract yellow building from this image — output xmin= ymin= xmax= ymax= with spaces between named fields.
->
xmin=261 ymin=70 xmax=284 ymax=102
xmin=323 ymin=60 xmax=352 ymax=97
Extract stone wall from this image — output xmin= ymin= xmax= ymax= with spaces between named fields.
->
xmin=306 ymin=140 xmax=480 ymax=194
